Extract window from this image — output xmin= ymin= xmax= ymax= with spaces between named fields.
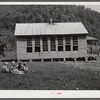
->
xmin=27 ymin=37 xmax=32 ymax=53
xmin=50 ymin=37 xmax=56 ymax=51
xmin=65 ymin=37 xmax=71 ymax=51
xmin=58 ymin=37 xmax=63 ymax=51
xmin=35 ymin=37 xmax=40 ymax=52
xmin=73 ymin=36 xmax=78 ymax=51
xmin=42 ymin=37 xmax=48 ymax=52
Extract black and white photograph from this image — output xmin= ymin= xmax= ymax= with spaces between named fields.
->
xmin=0 ymin=2 xmax=100 ymax=91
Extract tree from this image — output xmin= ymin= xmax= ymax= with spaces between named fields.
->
xmin=0 ymin=5 xmax=100 ymax=57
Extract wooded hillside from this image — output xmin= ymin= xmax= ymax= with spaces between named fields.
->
xmin=0 ymin=5 xmax=100 ymax=56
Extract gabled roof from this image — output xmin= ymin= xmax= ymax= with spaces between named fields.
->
xmin=87 ymin=36 xmax=97 ymax=41
xmin=14 ymin=22 xmax=88 ymax=36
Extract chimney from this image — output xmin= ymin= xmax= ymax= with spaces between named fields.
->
xmin=49 ymin=19 xmax=53 ymax=25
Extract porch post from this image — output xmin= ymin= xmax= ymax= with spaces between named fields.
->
xmin=56 ymin=37 xmax=58 ymax=52
xmin=40 ymin=37 xmax=43 ymax=53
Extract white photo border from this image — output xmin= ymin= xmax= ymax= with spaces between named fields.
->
xmin=0 ymin=1 xmax=100 ymax=98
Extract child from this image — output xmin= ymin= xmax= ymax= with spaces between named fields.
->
xmin=2 ymin=62 xmax=9 ymax=73
xmin=9 ymin=61 xmax=16 ymax=74
xmin=16 ymin=61 xmax=22 ymax=71
xmin=16 ymin=61 xmax=25 ymax=74
xmin=22 ymin=62 xmax=28 ymax=72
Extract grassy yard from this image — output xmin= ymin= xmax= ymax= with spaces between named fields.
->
xmin=0 ymin=61 xmax=100 ymax=90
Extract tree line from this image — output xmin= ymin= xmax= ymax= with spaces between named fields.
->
xmin=0 ymin=5 xmax=100 ymax=56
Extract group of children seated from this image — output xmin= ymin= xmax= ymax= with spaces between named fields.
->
xmin=2 ymin=61 xmax=28 ymax=74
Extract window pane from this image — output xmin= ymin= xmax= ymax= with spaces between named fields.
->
xmin=73 ymin=46 xmax=78 ymax=51
xmin=50 ymin=37 xmax=56 ymax=51
xmin=27 ymin=37 xmax=32 ymax=53
xmin=43 ymin=45 xmax=48 ymax=51
xmin=35 ymin=37 xmax=40 ymax=46
xmin=73 ymin=36 xmax=78 ymax=51
xmin=43 ymin=37 xmax=47 ymax=44
xmin=27 ymin=38 xmax=32 ymax=46
xmin=35 ymin=37 xmax=40 ymax=52
xmin=27 ymin=47 xmax=32 ymax=53
xmin=43 ymin=37 xmax=48 ymax=51
xmin=58 ymin=46 xmax=63 ymax=51
xmin=65 ymin=37 xmax=70 ymax=45
xmin=27 ymin=41 xmax=32 ymax=46
xmin=58 ymin=37 xmax=63 ymax=51
xmin=73 ymin=41 xmax=78 ymax=45
xmin=73 ymin=36 xmax=78 ymax=45
xmin=65 ymin=37 xmax=71 ymax=51
xmin=58 ymin=37 xmax=63 ymax=45
xmin=35 ymin=47 xmax=40 ymax=52
xmin=51 ymin=46 xmax=56 ymax=51
xmin=65 ymin=45 xmax=71 ymax=51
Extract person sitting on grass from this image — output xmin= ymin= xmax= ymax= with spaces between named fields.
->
xmin=9 ymin=61 xmax=16 ymax=74
xmin=16 ymin=61 xmax=28 ymax=73
xmin=2 ymin=62 xmax=9 ymax=73
xmin=17 ymin=61 xmax=28 ymax=70
xmin=22 ymin=62 xmax=28 ymax=73
xmin=15 ymin=61 xmax=26 ymax=74
xmin=16 ymin=61 xmax=22 ymax=71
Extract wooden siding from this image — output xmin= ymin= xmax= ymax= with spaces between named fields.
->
xmin=16 ymin=35 xmax=87 ymax=60
xmin=17 ymin=37 xmax=26 ymax=59
xmin=78 ymin=35 xmax=87 ymax=57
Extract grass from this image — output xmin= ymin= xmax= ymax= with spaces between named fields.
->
xmin=0 ymin=61 xmax=100 ymax=90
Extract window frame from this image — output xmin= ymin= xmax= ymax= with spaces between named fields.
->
xmin=26 ymin=37 xmax=32 ymax=53
xmin=65 ymin=37 xmax=71 ymax=51
xmin=35 ymin=37 xmax=41 ymax=52
xmin=73 ymin=36 xmax=78 ymax=51
xmin=42 ymin=37 xmax=48 ymax=52
xmin=58 ymin=37 xmax=63 ymax=51
xmin=50 ymin=37 xmax=56 ymax=51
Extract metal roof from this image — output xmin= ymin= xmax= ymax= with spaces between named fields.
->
xmin=14 ymin=22 xmax=88 ymax=36
xmin=87 ymin=36 xmax=97 ymax=40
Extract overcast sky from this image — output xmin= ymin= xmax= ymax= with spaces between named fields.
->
xmin=84 ymin=5 xmax=100 ymax=13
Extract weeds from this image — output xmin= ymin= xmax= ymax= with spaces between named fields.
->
xmin=0 ymin=62 xmax=100 ymax=90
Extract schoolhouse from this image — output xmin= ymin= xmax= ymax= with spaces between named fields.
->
xmin=14 ymin=21 xmax=89 ymax=62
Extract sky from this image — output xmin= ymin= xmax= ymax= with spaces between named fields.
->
xmin=84 ymin=5 xmax=100 ymax=13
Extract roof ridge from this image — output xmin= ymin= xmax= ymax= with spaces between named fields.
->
xmin=16 ymin=22 xmax=82 ymax=25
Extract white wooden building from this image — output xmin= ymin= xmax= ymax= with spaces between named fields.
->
xmin=14 ymin=22 xmax=89 ymax=61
